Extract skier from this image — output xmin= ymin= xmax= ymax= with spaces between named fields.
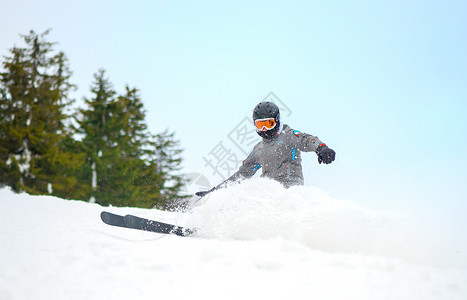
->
xmin=196 ymin=101 xmax=335 ymax=197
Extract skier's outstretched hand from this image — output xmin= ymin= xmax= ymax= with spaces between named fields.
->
xmin=317 ymin=145 xmax=336 ymax=164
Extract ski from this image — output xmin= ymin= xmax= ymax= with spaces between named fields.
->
xmin=100 ymin=211 xmax=195 ymax=236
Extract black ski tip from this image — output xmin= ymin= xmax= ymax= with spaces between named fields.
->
xmin=123 ymin=214 xmax=144 ymax=230
xmin=100 ymin=211 xmax=113 ymax=221
xmin=101 ymin=211 xmax=125 ymax=227
xmin=100 ymin=211 xmax=112 ymax=223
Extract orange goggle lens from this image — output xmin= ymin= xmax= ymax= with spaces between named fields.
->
xmin=254 ymin=118 xmax=276 ymax=130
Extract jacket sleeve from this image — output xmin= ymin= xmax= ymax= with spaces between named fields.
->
xmin=288 ymin=128 xmax=326 ymax=153
xmin=216 ymin=146 xmax=261 ymax=188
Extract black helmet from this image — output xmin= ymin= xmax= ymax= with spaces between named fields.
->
xmin=252 ymin=101 xmax=280 ymax=121
xmin=252 ymin=101 xmax=281 ymax=139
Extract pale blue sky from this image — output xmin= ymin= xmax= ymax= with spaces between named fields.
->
xmin=1 ymin=0 xmax=466 ymax=226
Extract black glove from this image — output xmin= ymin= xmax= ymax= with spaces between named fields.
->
xmin=317 ymin=145 xmax=336 ymax=164
xmin=195 ymin=187 xmax=216 ymax=197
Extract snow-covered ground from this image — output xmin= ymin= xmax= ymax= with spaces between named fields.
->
xmin=1 ymin=179 xmax=466 ymax=300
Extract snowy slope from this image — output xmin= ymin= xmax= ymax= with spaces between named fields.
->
xmin=0 ymin=179 xmax=466 ymax=300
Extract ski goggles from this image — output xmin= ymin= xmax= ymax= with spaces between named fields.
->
xmin=254 ymin=118 xmax=277 ymax=131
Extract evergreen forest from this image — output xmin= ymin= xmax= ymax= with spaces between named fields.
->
xmin=0 ymin=30 xmax=186 ymax=209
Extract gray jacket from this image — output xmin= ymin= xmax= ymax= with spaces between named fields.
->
xmin=223 ymin=124 xmax=326 ymax=188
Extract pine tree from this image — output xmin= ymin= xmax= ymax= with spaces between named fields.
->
xmin=76 ymin=69 xmax=117 ymax=204
xmin=0 ymin=29 xmax=84 ymax=195
xmin=115 ymin=87 xmax=187 ymax=208
xmin=114 ymin=86 xmax=162 ymax=208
